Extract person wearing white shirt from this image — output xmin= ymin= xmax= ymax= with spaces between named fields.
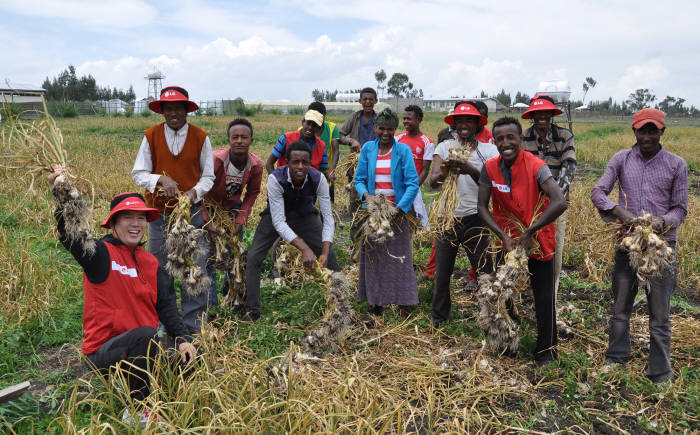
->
xmin=131 ymin=86 xmax=214 ymax=333
xmin=243 ymin=140 xmax=339 ymax=322
xmin=429 ymin=102 xmax=498 ymax=327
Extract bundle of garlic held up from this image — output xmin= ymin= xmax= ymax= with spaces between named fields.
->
xmin=477 ymin=246 xmax=529 ymax=354
xmin=52 ymin=174 xmax=96 ymax=256
xmin=617 ymin=212 xmax=674 ymax=284
xmin=204 ymin=203 xmax=246 ymax=307
xmin=352 ymin=193 xmax=400 ymax=252
xmin=477 ymin=197 xmax=548 ymax=354
xmin=1 ymin=97 xmax=95 ymax=256
xmin=428 ymin=144 xmax=472 ymax=235
xmin=165 ymin=195 xmax=210 ymax=296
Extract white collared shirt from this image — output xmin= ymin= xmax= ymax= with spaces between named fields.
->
xmin=131 ymin=122 xmax=215 ymax=203
xmin=267 ymin=168 xmax=334 ymax=243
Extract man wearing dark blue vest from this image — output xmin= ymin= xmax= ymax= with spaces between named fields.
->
xmin=243 ymin=140 xmax=340 ymax=322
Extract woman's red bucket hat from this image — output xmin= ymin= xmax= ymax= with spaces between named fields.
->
xmin=100 ymin=193 xmax=160 ymax=228
xmin=444 ymin=102 xmax=488 ymax=127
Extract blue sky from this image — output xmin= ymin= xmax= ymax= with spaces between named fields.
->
xmin=2 ymin=0 xmax=700 ymax=107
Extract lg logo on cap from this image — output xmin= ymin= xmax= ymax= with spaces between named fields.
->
xmin=165 ymin=91 xmax=176 ymax=97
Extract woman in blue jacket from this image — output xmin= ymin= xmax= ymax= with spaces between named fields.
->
xmin=354 ymin=108 xmax=420 ymax=316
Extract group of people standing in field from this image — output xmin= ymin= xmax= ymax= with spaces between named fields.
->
xmin=48 ymin=84 xmax=688 ymax=427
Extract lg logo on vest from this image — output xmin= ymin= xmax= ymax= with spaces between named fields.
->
xmin=491 ymin=180 xmax=511 ymax=193
xmin=112 ymin=261 xmax=138 ymax=278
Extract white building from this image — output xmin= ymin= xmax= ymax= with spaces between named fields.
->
xmin=423 ymin=97 xmax=504 ymax=113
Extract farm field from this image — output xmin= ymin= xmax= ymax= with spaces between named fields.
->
xmin=0 ymin=112 xmax=698 ymax=433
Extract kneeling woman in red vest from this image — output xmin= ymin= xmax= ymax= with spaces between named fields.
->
xmin=48 ymin=167 xmax=196 ymax=421
xmin=477 ymin=117 xmax=568 ymax=366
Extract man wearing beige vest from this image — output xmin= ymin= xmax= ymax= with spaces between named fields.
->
xmin=132 ymin=86 xmax=215 ymax=334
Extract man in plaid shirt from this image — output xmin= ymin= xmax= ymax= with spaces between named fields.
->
xmin=591 ymin=108 xmax=688 ymax=383
xmin=521 ymin=95 xmax=576 ymax=294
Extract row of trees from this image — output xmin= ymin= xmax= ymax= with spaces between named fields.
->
xmin=42 ymin=65 xmax=136 ymax=103
xmin=311 ymin=70 xmax=424 ymax=103
xmin=375 ymin=69 xmax=424 ymax=99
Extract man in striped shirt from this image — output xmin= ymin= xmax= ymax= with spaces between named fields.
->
xmin=521 ymin=95 xmax=576 ymax=293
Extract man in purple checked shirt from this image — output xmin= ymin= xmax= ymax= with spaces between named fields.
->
xmin=591 ymin=108 xmax=688 ymax=383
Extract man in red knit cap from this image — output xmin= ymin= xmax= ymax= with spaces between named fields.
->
xmin=132 ymin=86 xmax=214 ymax=334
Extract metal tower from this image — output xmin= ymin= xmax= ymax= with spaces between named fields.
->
xmin=145 ymin=70 xmax=165 ymax=99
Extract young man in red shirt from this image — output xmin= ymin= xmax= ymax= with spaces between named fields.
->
xmin=395 ymin=104 xmax=434 ymax=226
xmin=477 ymin=116 xmax=568 ymax=365
xmin=265 ymin=109 xmax=328 ymax=173
xmin=204 ymin=118 xmax=263 ymax=307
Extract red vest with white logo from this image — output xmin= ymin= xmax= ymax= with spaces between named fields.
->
xmin=81 ymin=242 xmax=159 ymax=354
xmin=276 ymin=130 xmax=326 ymax=170
xmin=484 ymin=150 xmax=556 ymax=261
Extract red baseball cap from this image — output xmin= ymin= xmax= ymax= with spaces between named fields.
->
xmin=444 ymin=103 xmax=488 ymax=127
xmin=522 ymin=94 xmax=563 ymax=119
xmin=632 ymin=108 xmax=666 ymax=129
xmin=148 ymin=86 xmax=199 ymax=114
xmin=100 ymin=193 xmax=160 ymax=228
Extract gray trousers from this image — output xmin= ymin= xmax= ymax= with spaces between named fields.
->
xmin=245 ymin=209 xmax=340 ymax=315
xmin=605 ymin=246 xmax=677 ymax=382
xmin=148 ymin=205 xmax=209 ymax=333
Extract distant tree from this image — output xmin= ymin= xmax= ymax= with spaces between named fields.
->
xmin=495 ymin=88 xmax=511 ymax=107
xmin=582 ymin=77 xmax=597 ymax=105
xmin=375 ymin=69 xmax=387 ymax=98
xmin=387 ymin=73 xmax=410 ymax=99
xmin=42 ymin=65 xmax=135 ymax=102
xmin=480 ymin=90 xmax=488 ymax=98
xmin=626 ymin=88 xmax=656 ymax=112
xmin=514 ymin=91 xmax=531 ymax=104
xmin=657 ymin=96 xmax=691 ymax=116
xmin=312 ymin=89 xmax=324 ymax=102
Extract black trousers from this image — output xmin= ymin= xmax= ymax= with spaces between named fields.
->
xmin=431 ymin=214 xmax=493 ymax=324
xmin=86 ymin=326 xmax=160 ymax=401
xmin=524 ymin=258 xmax=558 ymax=362
xmin=245 ymin=209 xmax=340 ymax=315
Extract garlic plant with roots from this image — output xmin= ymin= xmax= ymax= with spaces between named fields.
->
xmin=617 ymin=212 xmax=674 ymax=285
xmin=165 ymin=195 xmax=211 ymax=297
xmin=303 ymin=268 xmax=356 ymax=356
xmin=1 ymin=97 xmax=95 ymax=256
xmin=204 ymin=204 xmax=247 ymax=307
xmin=52 ymin=174 xmax=96 ymax=256
xmin=428 ymin=144 xmax=472 ymax=234
xmin=350 ymin=193 xmax=407 ymax=261
xmin=477 ymin=246 xmax=529 ymax=354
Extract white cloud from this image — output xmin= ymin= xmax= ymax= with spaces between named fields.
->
xmin=0 ymin=0 xmax=156 ymax=28
xmin=617 ymin=59 xmax=669 ymax=96
xmin=4 ymin=0 xmax=700 ymax=106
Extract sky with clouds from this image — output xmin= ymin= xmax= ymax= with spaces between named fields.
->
xmin=2 ymin=0 xmax=699 ymax=106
